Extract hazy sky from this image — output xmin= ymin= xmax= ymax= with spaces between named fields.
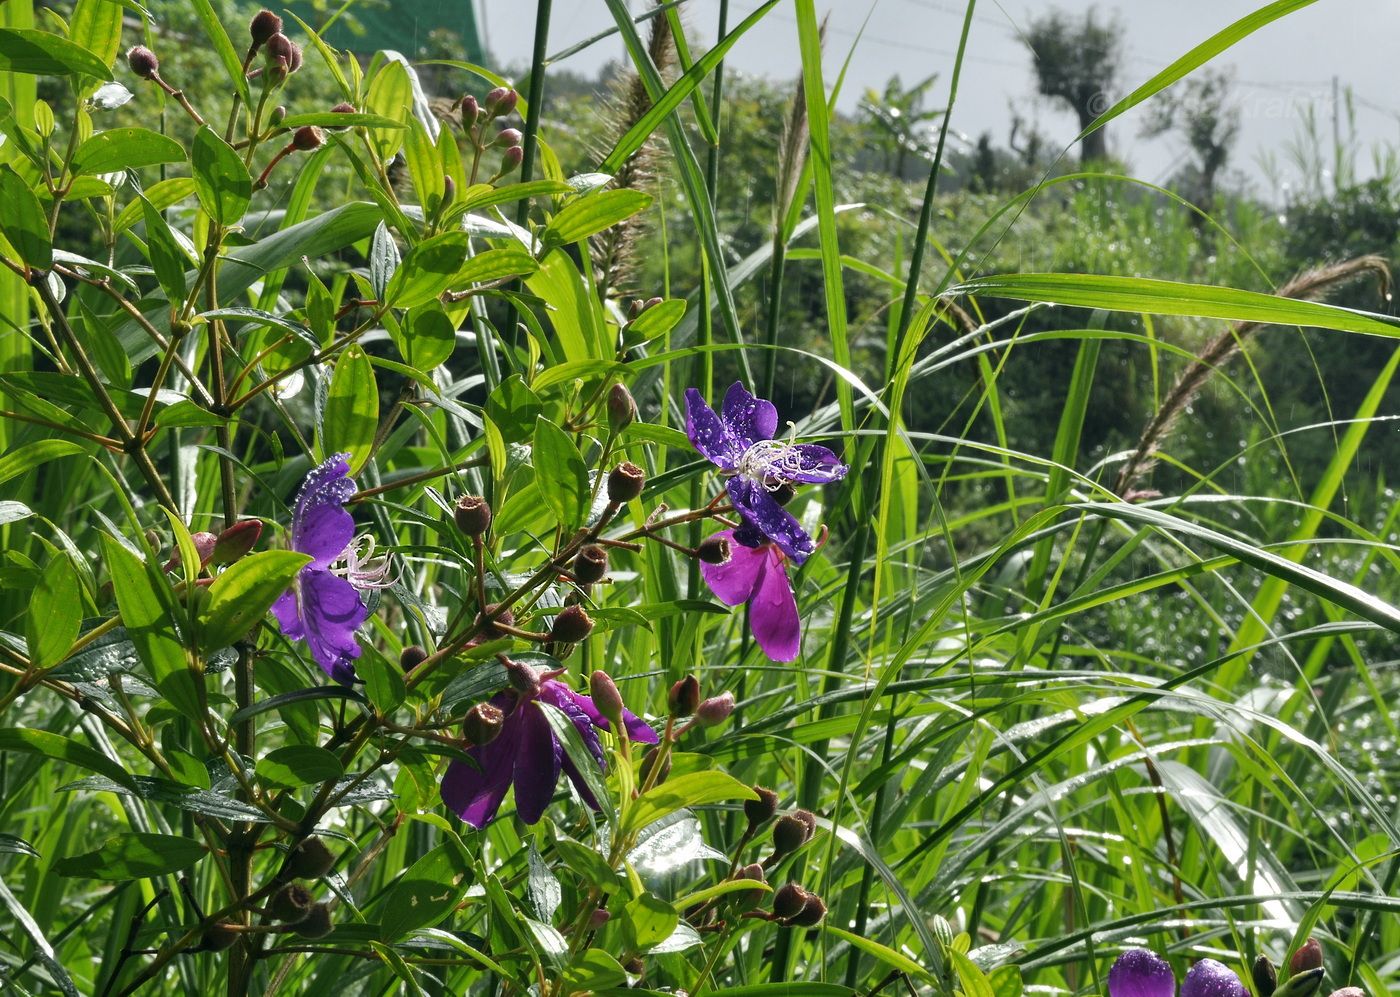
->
xmin=475 ymin=0 xmax=1400 ymax=197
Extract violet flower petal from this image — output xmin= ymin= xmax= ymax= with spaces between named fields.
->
xmin=294 ymin=568 xmax=369 ymax=684
xmin=684 ymin=388 xmax=742 ymax=470
xmin=1181 ymin=960 xmax=1246 ymax=997
xmin=1108 ymin=949 xmax=1176 ymax=997
xmin=552 ymin=683 xmax=659 ymax=746
xmin=720 ymin=380 xmax=778 ymax=448
xmin=297 ymin=503 xmax=356 ymax=570
xmin=749 ymin=547 xmax=800 ymax=662
xmin=561 ymin=753 xmax=602 ymax=810
xmin=512 ymin=702 xmax=563 ymax=824
xmin=700 ymin=530 xmax=766 ymax=605
xmin=292 ymin=453 xmax=357 ymax=565
xmin=726 ymin=477 xmax=815 ymax=563
xmin=776 ymin=443 xmax=849 ymax=484
xmin=441 ymin=717 xmax=519 ymax=829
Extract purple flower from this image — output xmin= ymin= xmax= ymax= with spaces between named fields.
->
xmin=1109 ymin=949 xmax=1176 ymax=997
xmin=685 ymin=382 xmax=846 ymax=564
xmin=441 ymin=676 xmax=658 ymax=828
xmin=700 ymin=528 xmax=800 ymax=662
xmin=271 ymin=454 xmax=377 ymax=685
xmin=1181 ymin=960 xmax=1246 ymax=997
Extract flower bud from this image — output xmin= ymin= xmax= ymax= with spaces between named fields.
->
xmin=930 ymin=913 xmax=954 ymax=948
xmin=728 ymin=863 xmax=767 ymax=911
xmin=126 ymin=45 xmax=159 ymax=80
xmin=590 ymin=670 xmax=625 ymax=730
xmin=479 ymin=604 xmax=515 ymax=640
xmin=771 ymin=882 xmax=808 ymax=920
xmin=639 ymin=745 xmax=670 ymax=784
xmin=791 ymin=808 xmax=817 ymax=839
xmin=454 ymin=495 xmax=492 ymax=537
xmin=250 ymin=10 xmax=283 ymax=46
xmin=201 ymin=921 xmax=240 ymax=951
xmin=264 ymin=32 xmax=294 ymax=65
xmin=551 ymin=605 xmax=594 ymax=644
xmin=286 ymin=837 xmax=336 ymax=880
xmin=697 ymin=534 xmax=732 ymax=565
xmin=484 ymin=87 xmax=518 ymax=117
xmin=668 ymin=675 xmax=700 ymax=717
xmin=788 ymin=892 xmax=827 ymax=927
xmin=463 ymin=702 xmax=505 ymax=746
xmin=270 ymin=883 xmax=314 ymax=923
xmin=573 ymin=545 xmax=608 ymax=585
xmin=1275 ymin=968 xmax=1325 ymax=997
xmin=286 ymin=42 xmax=303 ymax=73
xmin=607 ymin=383 xmax=637 ymax=433
xmin=588 ymin=909 xmax=611 ymax=930
xmin=1289 ymin=940 xmax=1323 ymax=975
xmin=495 ymin=127 xmax=523 ymax=148
xmin=505 ymin=658 xmax=540 ymax=697
xmin=744 ymin=786 xmax=779 ymax=829
xmin=460 ymin=94 xmax=479 ymax=128
xmin=696 ymin=692 xmax=735 ymax=727
xmin=269 ymin=105 xmax=287 ymax=127
xmin=1253 ymin=956 xmax=1278 ymax=997
xmin=498 ymin=145 xmax=523 ymax=174
xmin=212 ymin=519 xmax=262 ymax=565
xmin=607 ymin=461 xmax=645 ymax=504
xmin=399 ymin=645 xmax=428 ymax=671
xmin=442 ymin=175 xmax=456 ymax=205
xmin=771 ymin=811 xmax=813 ymax=858
xmin=293 ymin=903 xmax=333 ymax=939
xmin=644 ymin=296 xmax=663 ymax=311
xmin=291 ymin=125 xmax=324 ymax=151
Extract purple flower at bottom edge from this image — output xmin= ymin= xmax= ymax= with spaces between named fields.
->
xmin=1181 ymin=959 xmax=1247 ymax=997
xmin=1109 ymin=949 xmax=1175 ymax=997
xmin=700 ymin=528 xmax=800 ymax=662
xmin=271 ymin=453 xmax=370 ymax=685
xmin=441 ymin=678 xmax=659 ymax=829
xmin=685 ymin=381 xmax=846 ymax=565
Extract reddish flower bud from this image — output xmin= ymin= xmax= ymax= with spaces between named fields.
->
xmin=791 ymin=808 xmax=817 ymax=838
xmin=250 ymin=10 xmax=282 ymax=45
xmin=573 ymin=545 xmax=608 ymax=585
xmin=460 ymin=94 xmax=480 ymax=128
xmin=293 ymin=903 xmax=332 ymax=939
xmin=729 ymin=862 xmax=767 ymax=911
xmin=643 ymin=295 xmax=663 ymax=311
xmin=498 ymin=145 xmax=523 ymax=174
xmin=771 ymin=882 xmax=809 ymax=920
xmin=590 ymin=670 xmax=625 ymax=730
xmin=478 ymin=604 xmax=515 ymax=640
xmin=1289 ymin=939 xmax=1323 ymax=975
xmin=270 ymin=883 xmax=314 ymax=923
xmin=504 ymin=658 xmax=540 ymax=697
xmin=291 ymin=125 xmax=323 ymax=151
xmin=668 ymin=675 xmax=700 ymax=717
xmin=286 ymin=837 xmax=336 ymax=879
xmin=454 ymin=495 xmax=492 ymax=537
xmin=552 ymin=605 xmax=594 ymax=644
xmin=495 ymin=127 xmax=523 ymax=149
xmin=286 ymin=41 xmax=303 ymax=73
xmin=788 ymin=892 xmax=827 ymax=927
xmin=264 ymin=32 xmax=293 ymax=65
xmin=330 ymin=101 xmax=356 ymax=114
xmin=744 ymin=786 xmax=779 ymax=829
xmin=696 ymin=692 xmax=735 ymax=727
xmin=484 ymin=87 xmax=518 ymax=116
xmin=212 ymin=519 xmax=262 ymax=565
xmin=697 ymin=534 xmax=731 ymax=565
xmin=771 ymin=811 xmax=813 ymax=858
xmin=607 ymin=382 xmax=637 ymax=432
xmin=463 ymin=702 xmax=505 ymax=746
xmin=399 ymin=645 xmax=428 ymax=671
xmin=442 ymin=175 xmax=456 ymax=205
xmin=126 ymin=45 xmax=159 ymax=80
xmin=607 ymin=461 xmax=645 ymax=504
xmin=588 ymin=908 xmax=611 ymax=930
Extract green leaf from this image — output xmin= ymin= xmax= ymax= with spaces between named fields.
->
xmin=27 ymin=550 xmax=81 ymax=669
xmin=622 ymin=770 xmax=758 ymax=836
xmin=0 ymin=728 xmax=135 ymax=791
xmin=191 ymin=126 xmax=251 ymax=226
xmin=949 ymin=948 xmax=997 ymax=997
xmin=0 ymin=28 xmax=109 ymax=78
xmin=369 ymin=221 xmax=399 ymax=300
xmin=364 ymin=59 xmax=412 ymax=159
xmin=542 ymin=189 xmax=652 ymax=248
xmin=532 ymin=417 xmax=589 ymax=530
xmin=402 ymin=115 xmax=444 ymax=213
xmin=553 ymin=836 xmax=625 ymax=893
xmin=825 ymin=925 xmax=937 ymax=983
xmin=71 ymin=127 xmax=185 ymax=175
xmin=485 ymin=375 xmax=542 ymax=445
xmin=386 ymin=231 xmax=471 ymax=308
xmin=54 ymin=832 xmax=206 ymax=880
xmin=626 ymin=298 xmax=686 ymax=342
xmin=401 ymin=301 xmax=455 ymax=370
xmin=379 ymin=843 xmax=472 ymax=940
xmin=562 ymin=950 xmax=628 ymax=991
xmin=0 ymin=873 xmax=80 ymax=997
xmin=356 ymin=648 xmax=406 ymax=713
xmin=322 ymin=345 xmax=378 ymax=474
xmin=453 ymin=247 xmax=539 ymax=285
xmin=256 ymin=745 xmax=344 ymax=789
xmin=99 ymin=533 xmax=201 ymax=720
xmin=620 ymin=892 xmax=678 ymax=951
xmin=69 ymin=0 xmax=124 ymax=69
xmin=0 ymin=164 xmax=51 ymax=268
xmin=113 ymin=177 xmax=197 ymax=234
xmin=198 ymin=549 xmax=311 ymax=651
xmin=950 ymin=272 xmax=1400 ymax=339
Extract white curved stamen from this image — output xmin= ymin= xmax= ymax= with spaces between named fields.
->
xmin=733 ymin=440 xmax=841 ymax=487
xmin=332 ymin=533 xmax=396 ymax=590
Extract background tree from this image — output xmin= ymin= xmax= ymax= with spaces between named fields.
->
xmin=1023 ymin=6 xmax=1123 ymax=163
xmin=1141 ymin=67 xmax=1242 ymax=215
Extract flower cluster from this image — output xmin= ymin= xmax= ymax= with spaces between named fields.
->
xmin=1108 ymin=938 xmax=1351 ymax=997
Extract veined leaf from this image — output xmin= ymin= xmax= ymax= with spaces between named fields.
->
xmin=191 ymin=126 xmax=251 ymax=226
xmin=54 ymin=832 xmax=206 ymax=880
xmin=71 ymin=127 xmax=184 ymax=175
xmin=322 ymin=345 xmax=378 ymax=473
xmin=0 ymin=28 xmax=108 ymax=78
xmin=198 ymin=549 xmax=311 ymax=652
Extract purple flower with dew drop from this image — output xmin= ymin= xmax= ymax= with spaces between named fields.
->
xmin=685 ymin=382 xmax=846 ymax=564
xmin=441 ymin=674 xmax=658 ymax=828
xmin=700 ymin=528 xmax=800 ymax=662
xmin=271 ymin=453 xmax=389 ymax=685
xmin=1109 ymin=949 xmax=1176 ymax=997
xmin=1181 ymin=960 xmax=1247 ymax=997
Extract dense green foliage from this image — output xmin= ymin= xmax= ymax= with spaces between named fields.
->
xmin=1 ymin=2 xmax=1399 ymax=997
